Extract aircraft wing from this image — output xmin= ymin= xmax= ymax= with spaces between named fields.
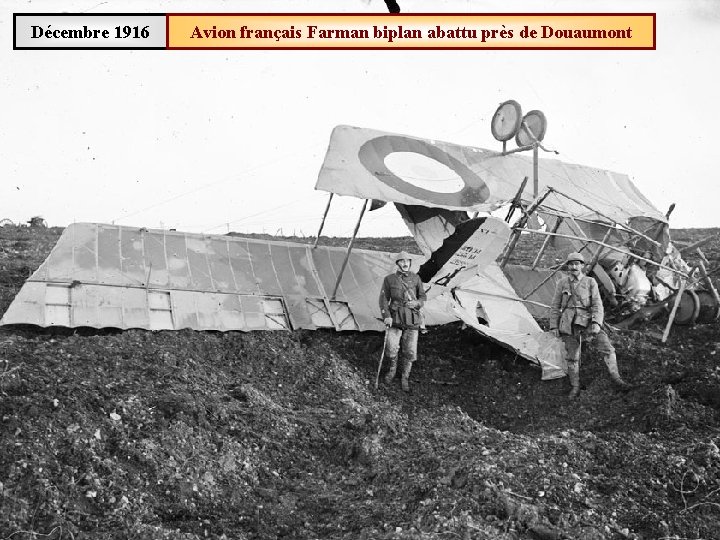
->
xmin=316 ymin=125 xmax=665 ymax=224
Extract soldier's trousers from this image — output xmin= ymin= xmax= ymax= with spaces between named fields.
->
xmin=561 ymin=325 xmax=619 ymax=384
xmin=384 ymin=327 xmax=419 ymax=389
xmin=561 ymin=326 xmax=615 ymax=363
xmin=384 ymin=327 xmax=418 ymax=363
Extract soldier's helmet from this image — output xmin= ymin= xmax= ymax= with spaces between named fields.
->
xmin=565 ymin=252 xmax=585 ymax=264
xmin=395 ymin=251 xmax=414 ymax=263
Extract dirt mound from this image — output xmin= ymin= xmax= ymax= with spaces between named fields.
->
xmin=1 ymin=225 xmax=720 ymax=539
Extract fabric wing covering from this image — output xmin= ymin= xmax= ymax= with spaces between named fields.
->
xmin=2 ymin=221 xmax=567 ymax=378
xmin=316 ymin=125 xmax=665 ymax=224
xmin=452 ymin=265 xmax=566 ymax=380
xmin=416 ymin=217 xmax=566 ymax=380
xmin=0 ymin=223 xmax=401 ymax=333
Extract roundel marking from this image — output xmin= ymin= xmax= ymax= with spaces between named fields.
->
xmin=358 ymin=135 xmax=490 ymax=207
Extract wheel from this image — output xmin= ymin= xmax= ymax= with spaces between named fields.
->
xmin=491 ymin=100 xmax=523 ymax=142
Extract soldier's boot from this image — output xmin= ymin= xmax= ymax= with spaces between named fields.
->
xmin=401 ymin=360 xmax=413 ymax=393
xmin=604 ymin=352 xmax=633 ymax=391
xmin=383 ymin=356 xmax=398 ymax=384
xmin=567 ymin=361 xmax=580 ymax=399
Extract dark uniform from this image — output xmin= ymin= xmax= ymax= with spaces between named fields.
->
xmin=550 ymin=252 xmax=631 ymax=398
xmin=379 ymin=252 xmax=426 ymax=392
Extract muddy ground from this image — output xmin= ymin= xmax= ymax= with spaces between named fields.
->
xmin=1 ymin=225 xmax=719 ymax=539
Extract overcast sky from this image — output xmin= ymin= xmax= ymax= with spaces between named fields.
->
xmin=2 ymin=0 xmax=719 ymax=237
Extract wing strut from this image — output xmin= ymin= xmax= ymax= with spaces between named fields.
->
xmin=313 ymin=193 xmax=334 ymax=249
xmin=331 ymin=199 xmax=369 ymax=299
xmin=499 ymin=187 xmax=552 ymax=268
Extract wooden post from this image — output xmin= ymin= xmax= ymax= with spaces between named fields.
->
xmin=679 ymin=233 xmax=719 ymax=256
xmin=549 ymin=188 xmax=663 ymax=249
xmin=563 ymin=214 xmax=597 ymax=258
xmin=586 ymin=227 xmax=614 ymax=271
xmin=541 ymin=208 xmax=661 ymax=251
xmin=531 ymin=217 xmax=563 ymax=269
xmin=145 ymin=262 xmax=153 ymax=291
xmin=455 ymin=287 xmax=551 ymax=310
xmin=331 ymin=199 xmax=368 ymax=299
xmin=539 ymin=209 xmax=598 ymax=264
xmin=532 ymin=143 xmax=539 ymax=198
xmin=662 ymin=277 xmax=689 ymax=343
xmin=522 ymin=265 xmax=564 ymax=301
xmin=313 ymin=193 xmax=334 ymax=249
xmin=499 ymin=187 xmax=552 ymax=268
xmin=522 ymin=228 xmax=690 ymax=279
xmin=696 ymin=248 xmax=709 ymax=265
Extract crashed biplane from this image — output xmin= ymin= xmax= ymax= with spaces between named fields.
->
xmin=3 ymin=113 xmax=717 ymax=380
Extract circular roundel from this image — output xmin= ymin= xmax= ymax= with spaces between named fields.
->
xmin=358 ymin=135 xmax=490 ymax=207
xmin=669 ymin=289 xmax=700 ymax=326
xmin=491 ymin=100 xmax=523 ymax=142
xmin=516 ymin=110 xmax=547 ymax=147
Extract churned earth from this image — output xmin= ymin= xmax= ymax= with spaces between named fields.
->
xmin=1 ymin=224 xmax=719 ymax=539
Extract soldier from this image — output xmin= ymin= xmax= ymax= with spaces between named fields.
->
xmin=379 ymin=251 xmax=426 ymax=392
xmin=550 ymin=252 xmax=632 ymax=399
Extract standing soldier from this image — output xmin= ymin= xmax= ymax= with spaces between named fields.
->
xmin=379 ymin=251 xmax=426 ymax=392
xmin=550 ymin=252 xmax=632 ymax=398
